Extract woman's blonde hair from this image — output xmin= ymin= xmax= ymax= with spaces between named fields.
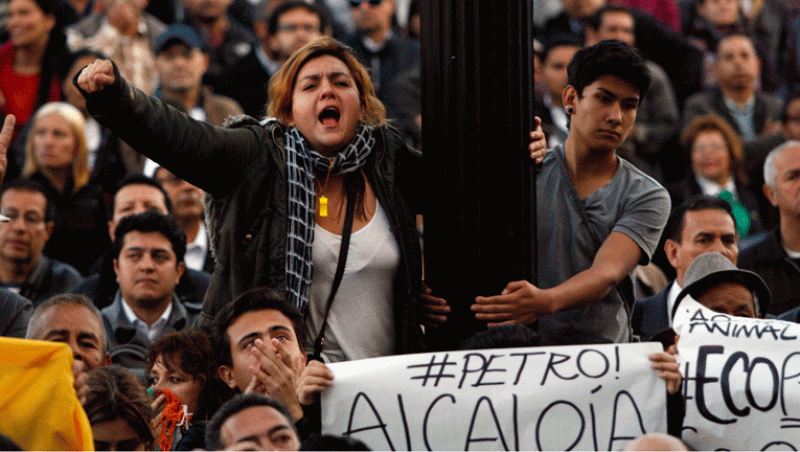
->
xmin=681 ymin=114 xmax=747 ymax=184
xmin=23 ymin=102 xmax=90 ymax=191
xmin=267 ymin=36 xmax=386 ymax=127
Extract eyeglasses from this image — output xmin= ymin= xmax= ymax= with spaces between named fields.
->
xmin=349 ymin=0 xmax=383 ymax=7
xmin=277 ymin=23 xmax=319 ymax=33
xmin=0 ymin=210 xmax=45 ymax=226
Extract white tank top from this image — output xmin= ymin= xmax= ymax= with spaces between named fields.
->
xmin=306 ymin=200 xmax=400 ymax=362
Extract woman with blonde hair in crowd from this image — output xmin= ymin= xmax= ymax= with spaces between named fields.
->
xmin=22 ymin=101 xmax=109 ymax=274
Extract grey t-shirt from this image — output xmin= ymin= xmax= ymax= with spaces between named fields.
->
xmin=536 ymin=146 xmax=670 ymax=344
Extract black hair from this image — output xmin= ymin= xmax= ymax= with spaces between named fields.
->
xmin=211 ymin=287 xmax=306 ymax=368
xmin=587 ymin=4 xmax=635 ymax=31
xmin=205 ymin=394 xmax=297 ymax=451
xmin=145 ymin=329 xmax=233 ymax=421
xmin=266 ymin=0 xmax=328 ymax=36
xmin=0 ymin=434 xmax=22 ymax=451
xmin=541 ymin=33 xmax=583 ymax=64
xmin=66 ymin=48 xmax=108 ymax=68
xmin=0 ymin=178 xmax=55 ymax=222
xmin=300 ymin=434 xmax=371 ymax=451
xmin=663 ymin=195 xmax=736 ymax=243
xmin=112 ymin=211 xmax=186 ymax=265
xmin=566 ymin=39 xmax=650 ymax=102
xmin=83 ymin=365 xmax=155 ymax=450
xmin=460 ymin=324 xmax=547 ymax=350
xmin=111 ymin=174 xmax=174 ymax=216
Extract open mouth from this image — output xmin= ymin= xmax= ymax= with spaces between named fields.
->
xmin=319 ymin=107 xmax=341 ymax=127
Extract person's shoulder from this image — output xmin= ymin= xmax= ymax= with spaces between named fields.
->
xmin=205 ymin=89 xmax=244 ymax=114
xmin=0 ymin=287 xmax=32 ymax=311
xmin=684 ymin=88 xmax=717 ymax=106
xmin=387 ymin=33 xmax=420 ymax=51
xmin=757 ymin=90 xmax=784 ymax=112
xmin=618 ymin=157 xmax=667 ymax=191
xmin=738 ymin=229 xmax=779 ymax=265
xmin=226 ymin=17 xmax=256 ymax=42
xmin=142 ymin=12 xmax=167 ymax=36
xmin=47 ymin=258 xmax=83 ymax=281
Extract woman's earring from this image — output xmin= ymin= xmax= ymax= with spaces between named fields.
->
xmin=565 ymin=106 xmax=574 ymax=114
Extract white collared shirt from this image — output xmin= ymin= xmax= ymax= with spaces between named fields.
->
xmin=121 ymin=297 xmax=173 ymax=342
xmin=722 ymin=94 xmax=757 ymax=140
xmin=184 ymin=221 xmax=209 ymax=272
xmin=666 ymin=280 xmax=683 ymax=326
xmin=695 ymin=175 xmax=737 ymax=198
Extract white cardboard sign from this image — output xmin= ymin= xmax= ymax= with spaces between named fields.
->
xmin=674 ymin=298 xmax=800 ymax=450
xmin=321 ymin=343 xmax=667 ymax=451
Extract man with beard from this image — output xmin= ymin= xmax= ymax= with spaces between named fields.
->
xmin=683 ymin=33 xmax=783 ymax=143
xmin=100 ymin=211 xmax=196 ymax=380
xmin=154 ymin=166 xmax=213 ymax=273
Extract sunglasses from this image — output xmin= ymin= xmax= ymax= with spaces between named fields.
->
xmin=349 ymin=0 xmax=383 ymax=7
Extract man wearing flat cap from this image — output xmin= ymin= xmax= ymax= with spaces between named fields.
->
xmin=672 ymin=251 xmax=771 ymax=320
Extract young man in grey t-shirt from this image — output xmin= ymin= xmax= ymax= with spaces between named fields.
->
xmin=473 ymin=40 xmax=670 ymax=344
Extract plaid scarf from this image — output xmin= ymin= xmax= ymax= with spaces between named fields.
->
xmin=285 ymin=124 xmax=376 ymax=310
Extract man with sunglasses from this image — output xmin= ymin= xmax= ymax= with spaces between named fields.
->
xmin=344 ymin=0 xmax=419 ymax=117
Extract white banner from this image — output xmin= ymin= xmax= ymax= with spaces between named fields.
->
xmin=674 ymin=298 xmax=800 ymax=450
xmin=321 ymin=343 xmax=667 ymax=451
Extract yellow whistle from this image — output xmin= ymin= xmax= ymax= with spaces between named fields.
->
xmin=319 ymin=196 xmax=328 ymax=217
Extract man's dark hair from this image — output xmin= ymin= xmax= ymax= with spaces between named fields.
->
xmin=300 ymin=434 xmax=371 ymax=451
xmin=205 ymin=394 xmax=297 ymax=451
xmin=567 ymin=39 xmax=650 ymax=102
xmin=0 ymin=178 xmax=55 ymax=222
xmin=541 ymin=33 xmax=583 ymax=64
xmin=266 ymin=0 xmax=327 ymax=35
xmin=112 ymin=211 xmax=186 ymax=265
xmin=663 ymin=195 xmax=737 ymax=243
xmin=111 ymin=174 xmax=174 ymax=216
xmin=211 ymin=287 xmax=305 ymax=368
xmin=587 ymin=4 xmax=634 ymax=31
xmin=67 ymin=48 xmax=108 ymax=68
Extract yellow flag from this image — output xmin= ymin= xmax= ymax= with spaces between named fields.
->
xmin=0 ymin=337 xmax=93 ymax=451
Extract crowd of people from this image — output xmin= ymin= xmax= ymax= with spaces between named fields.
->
xmin=0 ymin=0 xmax=797 ymax=450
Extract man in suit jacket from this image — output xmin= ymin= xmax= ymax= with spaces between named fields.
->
xmin=632 ymin=195 xmax=739 ymax=339
xmin=101 ymin=212 xmax=198 ymax=380
xmin=683 ymin=34 xmax=783 ymax=144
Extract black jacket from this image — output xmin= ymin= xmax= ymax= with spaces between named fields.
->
xmin=738 ymin=229 xmax=800 ymax=315
xmin=80 ymin=66 xmax=426 ymax=355
xmin=11 ymin=256 xmax=83 ymax=307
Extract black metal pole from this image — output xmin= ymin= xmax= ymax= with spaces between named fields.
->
xmin=421 ymin=0 xmax=536 ymax=350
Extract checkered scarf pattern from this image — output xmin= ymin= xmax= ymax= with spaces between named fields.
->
xmin=284 ymin=124 xmax=375 ymax=310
